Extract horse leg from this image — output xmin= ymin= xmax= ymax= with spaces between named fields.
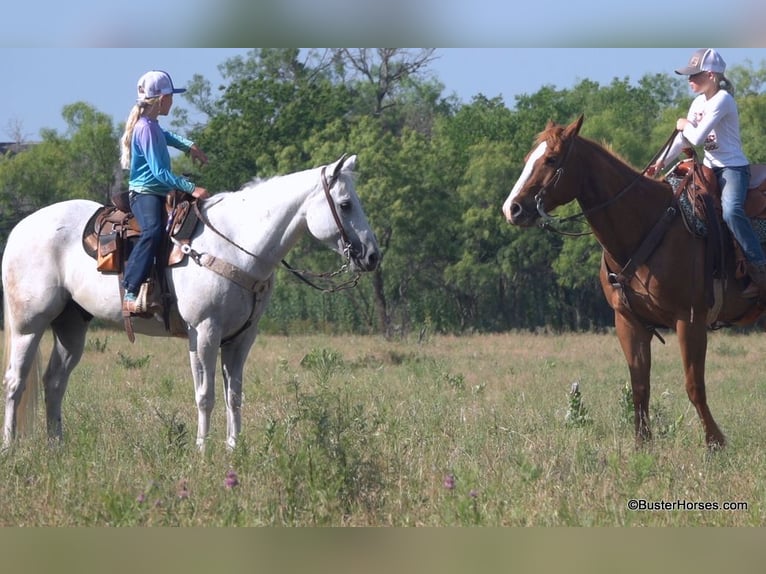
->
xmin=44 ymin=304 xmax=90 ymax=442
xmin=220 ymin=326 xmax=259 ymax=451
xmin=3 ymin=331 xmax=44 ymax=448
xmin=187 ymin=323 xmax=221 ymax=451
xmin=676 ymin=319 xmax=725 ymax=449
xmin=614 ymin=311 xmax=653 ymax=446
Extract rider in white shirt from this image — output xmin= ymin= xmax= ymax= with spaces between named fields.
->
xmin=649 ymin=48 xmax=765 ymax=299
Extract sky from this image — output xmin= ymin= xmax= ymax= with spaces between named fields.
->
xmin=2 ymin=48 xmax=766 ymax=144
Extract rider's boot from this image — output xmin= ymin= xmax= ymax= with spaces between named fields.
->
xmin=742 ymin=262 xmax=766 ymax=301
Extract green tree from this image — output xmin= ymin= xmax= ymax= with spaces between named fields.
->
xmin=189 ymin=49 xmax=352 ymax=192
xmin=60 ymin=102 xmax=121 ymax=203
xmin=443 ymin=140 xmax=520 ymax=330
xmin=732 ymin=60 xmax=766 ymax=164
xmin=327 ymin=48 xmax=450 ymax=336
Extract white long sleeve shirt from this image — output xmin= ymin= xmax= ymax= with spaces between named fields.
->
xmin=663 ymin=89 xmax=749 ymax=169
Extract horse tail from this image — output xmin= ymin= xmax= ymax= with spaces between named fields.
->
xmin=3 ymin=294 xmax=41 ymax=439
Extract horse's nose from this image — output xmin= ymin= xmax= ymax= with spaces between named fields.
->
xmin=365 ymin=249 xmax=379 ymax=271
xmin=505 ymin=201 xmax=523 ymax=224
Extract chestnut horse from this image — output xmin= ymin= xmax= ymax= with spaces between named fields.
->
xmin=502 ymin=115 xmax=766 ymax=449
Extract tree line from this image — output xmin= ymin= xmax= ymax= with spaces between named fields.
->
xmin=2 ymin=48 xmax=766 ymax=336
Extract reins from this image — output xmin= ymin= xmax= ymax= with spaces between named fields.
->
xmin=280 ymin=160 xmax=362 ymax=293
xmin=184 ymin=160 xmax=361 ymax=294
xmin=535 ymin=129 xmax=681 ymax=237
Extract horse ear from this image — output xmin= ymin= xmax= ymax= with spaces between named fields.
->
xmin=332 ymin=153 xmax=348 ymax=179
xmin=564 ymin=115 xmax=584 ymax=137
xmin=343 ymin=154 xmax=357 ymax=171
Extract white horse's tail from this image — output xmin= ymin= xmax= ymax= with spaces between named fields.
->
xmin=3 ymin=294 xmax=41 ymax=439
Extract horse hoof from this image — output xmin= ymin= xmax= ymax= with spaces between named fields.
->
xmin=706 ymin=438 xmax=726 ymax=452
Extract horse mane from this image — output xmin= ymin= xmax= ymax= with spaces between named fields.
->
xmin=236 ymin=164 xmax=357 ymax=195
xmin=238 ymin=175 xmax=281 ymax=192
xmin=580 ymin=136 xmax=644 ymax=173
xmin=193 ymin=176 xmax=280 ymax=210
xmin=536 ymin=122 xmax=646 ymax=174
xmin=534 ymin=123 xmax=558 ymax=147
xmin=210 ymin=163 xmax=358 ymax=209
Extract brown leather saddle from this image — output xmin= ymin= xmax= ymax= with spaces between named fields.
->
xmin=81 ymin=190 xmax=200 ymax=331
xmin=670 ymin=160 xmax=766 ymax=271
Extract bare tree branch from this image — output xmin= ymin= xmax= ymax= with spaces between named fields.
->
xmin=336 ymin=48 xmax=437 ymax=115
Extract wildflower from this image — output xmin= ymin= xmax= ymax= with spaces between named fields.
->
xmin=469 ymin=489 xmax=478 ymax=499
xmin=177 ymin=479 xmax=190 ymax=499
xmin=443 ymin=474 xmax=456 ymax=490
xmin=224 ymin=469 xmax=239 ymax=489
xmin=565 ymin=380 xmax=591 ymax=427
xmin=136 ymin=493 xmax=146 ymax=504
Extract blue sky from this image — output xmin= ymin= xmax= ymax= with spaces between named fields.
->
xmin=2 ymin=48 xmax=766 ymax=142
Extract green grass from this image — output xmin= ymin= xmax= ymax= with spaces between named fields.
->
xmin=1 ymin=328 xmax=765 ymax=526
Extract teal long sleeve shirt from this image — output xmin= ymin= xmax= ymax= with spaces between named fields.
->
xmin=128 ymin=116 xmax=196 ymax=196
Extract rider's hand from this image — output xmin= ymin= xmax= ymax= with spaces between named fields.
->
xmin=676 ymin=118 xmax=692 ymax=132
xmin=645 ymin=162 xmax=663 ymax=177
xmin=192 ymin=186 xmax=211 ymax=200
xmin=189 ymin=145 xmax=208 ymax=167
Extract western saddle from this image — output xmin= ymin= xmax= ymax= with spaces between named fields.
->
xmin=81 ymin=190 xmax=199 ymax=340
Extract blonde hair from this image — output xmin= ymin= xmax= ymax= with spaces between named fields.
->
xmin=713 ymin=72 xmax=734 ymax=95
xmin=119 ymin=98 xmax=161 ymax=169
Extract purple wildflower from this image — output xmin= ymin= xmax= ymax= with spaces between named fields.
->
xmin=136 ymin=493 xmax=146 ymax=504
xmin=224 ymin=469 xmax=239 ymax=489
xmin=443 ymin=474 xmax=456 ymax=490
xmin=469 ymin=489 xmax=478 ymax=498
xmin=177 ymin=479 xmax=190 ymax=499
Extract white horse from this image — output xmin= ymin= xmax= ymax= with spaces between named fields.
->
xmin=2 ymin=154 xmax=379 ymax=450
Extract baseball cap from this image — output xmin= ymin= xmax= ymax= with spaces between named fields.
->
xmin=136 ymin=70 xmax=186 ymax=100
xmin=675 ymin=48 xmax=726 ymax=75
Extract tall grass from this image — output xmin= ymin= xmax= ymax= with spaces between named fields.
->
xmin=1 ymin=328 xmax=765 ymax=526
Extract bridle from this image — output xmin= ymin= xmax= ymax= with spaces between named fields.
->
xmin=532 ymin=137 xmax=584 ymax=234
xmin=532 ymin=133 xmax=660 ymax=237
xmin=320 ymin=154 xmax=355 ymax=262
xmin=282 ymin=155 xmax=362 ymax=292
xmin=188 ymin=156 xmax=362 ymax=293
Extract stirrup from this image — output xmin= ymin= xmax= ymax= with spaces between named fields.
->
xmin=122 ymin=297 xmax=145 ymax=315
xmin=136 ymin=281 xmax=152 ymax=312
xmin=122 ymin=281 xmax=152 ymax=316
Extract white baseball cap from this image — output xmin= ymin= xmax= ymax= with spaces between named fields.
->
xmin=675 ymin=49 xmax=726 ymax=75
xmin=136 ymin=70 xmax=186 ymax=100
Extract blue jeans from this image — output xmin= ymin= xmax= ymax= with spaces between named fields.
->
xmin=717 ymin=165 xmax=766 ymax=266
xmin=123 ymin=192 xmax=165 ymax=294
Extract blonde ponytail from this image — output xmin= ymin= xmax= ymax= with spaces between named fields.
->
xmin=119 ymin=99 xmax=160 ymax=169
xmin=714 ymin=72 xmax=734 ymax=95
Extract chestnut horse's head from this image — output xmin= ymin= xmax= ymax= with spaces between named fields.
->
xmin=502 ymin=115 xmax=584 ymax=227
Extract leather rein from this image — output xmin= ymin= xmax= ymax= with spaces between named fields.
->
xmin=179 ymin=158 xmax=361 ymax=294
xmin=533 ymin=130 xmax=679 ymax=237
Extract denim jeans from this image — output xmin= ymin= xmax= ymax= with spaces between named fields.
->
xmin=122 ymin=192 xmax=165 ymax=294
xmin=717 ymin=165 xmax=766 ymax=266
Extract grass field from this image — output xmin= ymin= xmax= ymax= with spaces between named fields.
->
xmin=1 ymin=327 xmax=765 ymax=526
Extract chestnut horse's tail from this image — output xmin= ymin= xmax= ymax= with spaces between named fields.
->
xmin=3 ymin=294 xmax=41 ymax=439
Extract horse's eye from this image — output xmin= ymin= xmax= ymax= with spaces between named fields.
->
xmin=545 ymin=156 xmax=558 ymax=166
xmin=340 ymin=200 xmax=352 ymax=212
